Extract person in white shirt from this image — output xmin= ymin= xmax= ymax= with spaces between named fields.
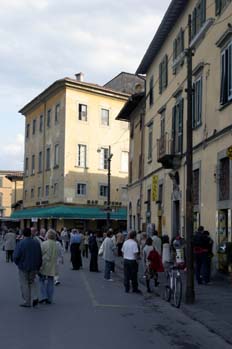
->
xmin=121 ymin=231 xmax=141 ymax=294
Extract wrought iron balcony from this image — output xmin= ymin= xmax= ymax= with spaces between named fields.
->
xmin=157 ymin=134 xmax=182 ymax=169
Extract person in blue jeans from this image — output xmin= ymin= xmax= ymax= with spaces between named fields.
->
xmin=39 ymin=229 xmax=58 ymax=304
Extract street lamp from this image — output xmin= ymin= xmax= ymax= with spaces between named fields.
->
xmin=97 ymin=145 xmax=113 ymax=229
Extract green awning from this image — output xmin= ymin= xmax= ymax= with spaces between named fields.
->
xmin=11 ymin=205 xmax=127 ymax=220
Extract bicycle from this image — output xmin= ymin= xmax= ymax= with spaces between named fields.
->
xmin=164 ymin=263 xmax=182 ymax=308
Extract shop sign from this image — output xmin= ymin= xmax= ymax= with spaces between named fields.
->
xmin=152 ymin=175 xmax=158 ymax=201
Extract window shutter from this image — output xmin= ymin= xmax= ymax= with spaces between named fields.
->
xmin=192 ymin=8 xmax=197 ymax=38
xmin=173 ymin=39 xmax=177 ymax=61
xmin=181 ymin=28 xmax=184 ymax=52
xmin=198 ymin=78 xmax=203 ymax=125
xmin=192 ymin=82 xmax=196 ymax=128
xmin=172 ymin=105 xmax=176 ymax=154
xmin=178 ymin=98 xmax=184 ymax=153
xmin=100 ymin=149 xmax=104 ymax=169
xmin=215 ymin=0 xmax=221 ymax=15
xmin=220 ymin=50 xmax=229 ymax=105
xmin=201 ymin=0 xmax=206 ymax=25
xmin=159 ymin=62 xmax=162 ymax=94
xmin=164 ymin=54 xmax=168 ymax=88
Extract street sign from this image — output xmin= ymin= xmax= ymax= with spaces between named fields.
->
xmin=227 ymin=146 xmax=232 ymax=160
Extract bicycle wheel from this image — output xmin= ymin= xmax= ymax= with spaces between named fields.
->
xmin=164 ymin=274 xmax=171 ymax=302
xmin=173 ymin=275 xmax=182 ymax=308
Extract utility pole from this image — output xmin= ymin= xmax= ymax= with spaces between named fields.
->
xmin=185 ymin=14 xmax=195 ymax=304
xmin=107 ymin=146 xmax=113 ymax=229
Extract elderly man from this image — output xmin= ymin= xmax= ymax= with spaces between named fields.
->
xmin=13 ymin=228 xmax=42 ymax=307
xmin=121 ymin=231 xmax=141 ymax=294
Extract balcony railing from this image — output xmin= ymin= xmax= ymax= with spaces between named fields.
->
xmin=157 ymin=133 xmax=182 ymax=169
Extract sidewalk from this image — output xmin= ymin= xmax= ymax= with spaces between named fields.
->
xmin=115 ymin=256 xmax=232 ymax=345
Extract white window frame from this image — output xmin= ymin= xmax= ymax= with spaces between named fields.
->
xmin=77 ymin=144 xmax=87 ymax=168
xmin=193 ymin=76 xmax=203 ymax=128
xmin=38 ymin=151 xmax=43 ymax=172
xmin=99 ymin=147 xmax=109 ymax=170
xmin=55 ymin=104 xmax=60 ymax=123
xmin=101 ymin=108 xmax=109 ymax=126
xmin=78 ymin=104 xmax=88 ymax=121
xmin=99 ymin=184 xmax=108 ymax=197
xmin=38 ymin=187 xmax=42 ymax=199
xmin=76 ymin=183 xmax=87 ymax=196
xmin=147 ymin=124 xmax=153 ymax=161
xmin=46 ymin=147 xmax=51 ymax=170
xmin=54 ymin=144 xmax=59 ymax=167
xmin=47 ymin=109 xmax=51 ymax=127
xmin=31 ymin=155 xmax=35 ymax=175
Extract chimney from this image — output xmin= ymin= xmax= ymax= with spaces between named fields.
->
xmin=75 ymin=72 xmax=84 ymax=82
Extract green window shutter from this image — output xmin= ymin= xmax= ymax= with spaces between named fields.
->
xmin=198 ymin=78 xmax=203 ymax=126
xmin=164 ymin=54 xmax=168 ymax=88
xmin=181 ymin=28 xmax=185 ymax=52
xmin=178 ymin=98 xmax=184 ymax=153
xmin=159 ymin=62 xmax=162 ymax=94
xmin=192 ymin=82 xmax=196 ymax=128
xmin=172 ymin=105 xmax=176 ymax=153
xmin=192 ymin=8 xmax=197 ymax=38
xmin=201 ymin=0 xmax=206 ymax=25
xmin=215 ymin=0 xmax=221 ymax=15
xmin=173 ymin=39 xmax=177 ymax=61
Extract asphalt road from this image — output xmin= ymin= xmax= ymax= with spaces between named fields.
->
xmin=0 ymin=250 xmax=230 ymax=349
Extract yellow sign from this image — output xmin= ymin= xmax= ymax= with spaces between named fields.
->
xmin=227 ymin=146 xmax=232 ymax=160
xmin=152 ymin=175 xmax=158 ymax=201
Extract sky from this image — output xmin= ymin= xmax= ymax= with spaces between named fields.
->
xmin=0 ymin=0 xmax=171 ymax=170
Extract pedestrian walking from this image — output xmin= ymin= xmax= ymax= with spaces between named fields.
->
xmin=143 ymin=237 xmax=153 ymax=276
xmin=70 ymin=229 xmax=82 ymax=270
xmin=161 ymin=235 xmax=171 ymax=267
xmin=39 ymin=229 xmax=59 ymax=304
xmin=13 ymin=227 xmax=42 ymax=307
xmin=146 ymin=244 xmax=164 ymax=293
xmin=83 ymin=231 xmax=89 ymax=258
xmin=101 ymin=230 xmax=116 ymax=281
xmin=38 ymin=228 xmax=46 ymax=243
xmin=151 ymin=230 xmax=162 ymax=256
xmin=121 ymin=231 xmax=141 ymax=294
xmin=116 ymin=231 xmax=124 ymax=257
xmin=61 ymin=227 xmax=70 ymax=252
xmin=54 ymin=238 xmax=64 ymax=286
xmin=193 ymin=226 xmax=210 ymax=285
xmin=89 ymin=232 xmax=99 ymax=272
xmin=203 ymin=230 xmax=214 ymax=284
xmin=4 ymin=228 xmax=16 ymax=262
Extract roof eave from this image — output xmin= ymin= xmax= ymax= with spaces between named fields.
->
xmin=136 ymin=0 xmax=188 ymax=74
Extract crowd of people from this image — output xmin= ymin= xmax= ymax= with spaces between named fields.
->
xmin=0 ymin=224 xmax=214 ymax=307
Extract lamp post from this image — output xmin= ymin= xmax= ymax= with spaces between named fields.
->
xmin=97 ymin=145 xmax=113 ymax=230
xmin=106 ymin=146 xmax=113 ymax=229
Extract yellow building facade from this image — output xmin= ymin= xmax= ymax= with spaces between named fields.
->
xmin=17 ymin=76 xmax=132 ymax=232
xmin=0 ymin=171 xmax=23 ymax=219
xmin=119 ymin=0 xmax=232 ymax=270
